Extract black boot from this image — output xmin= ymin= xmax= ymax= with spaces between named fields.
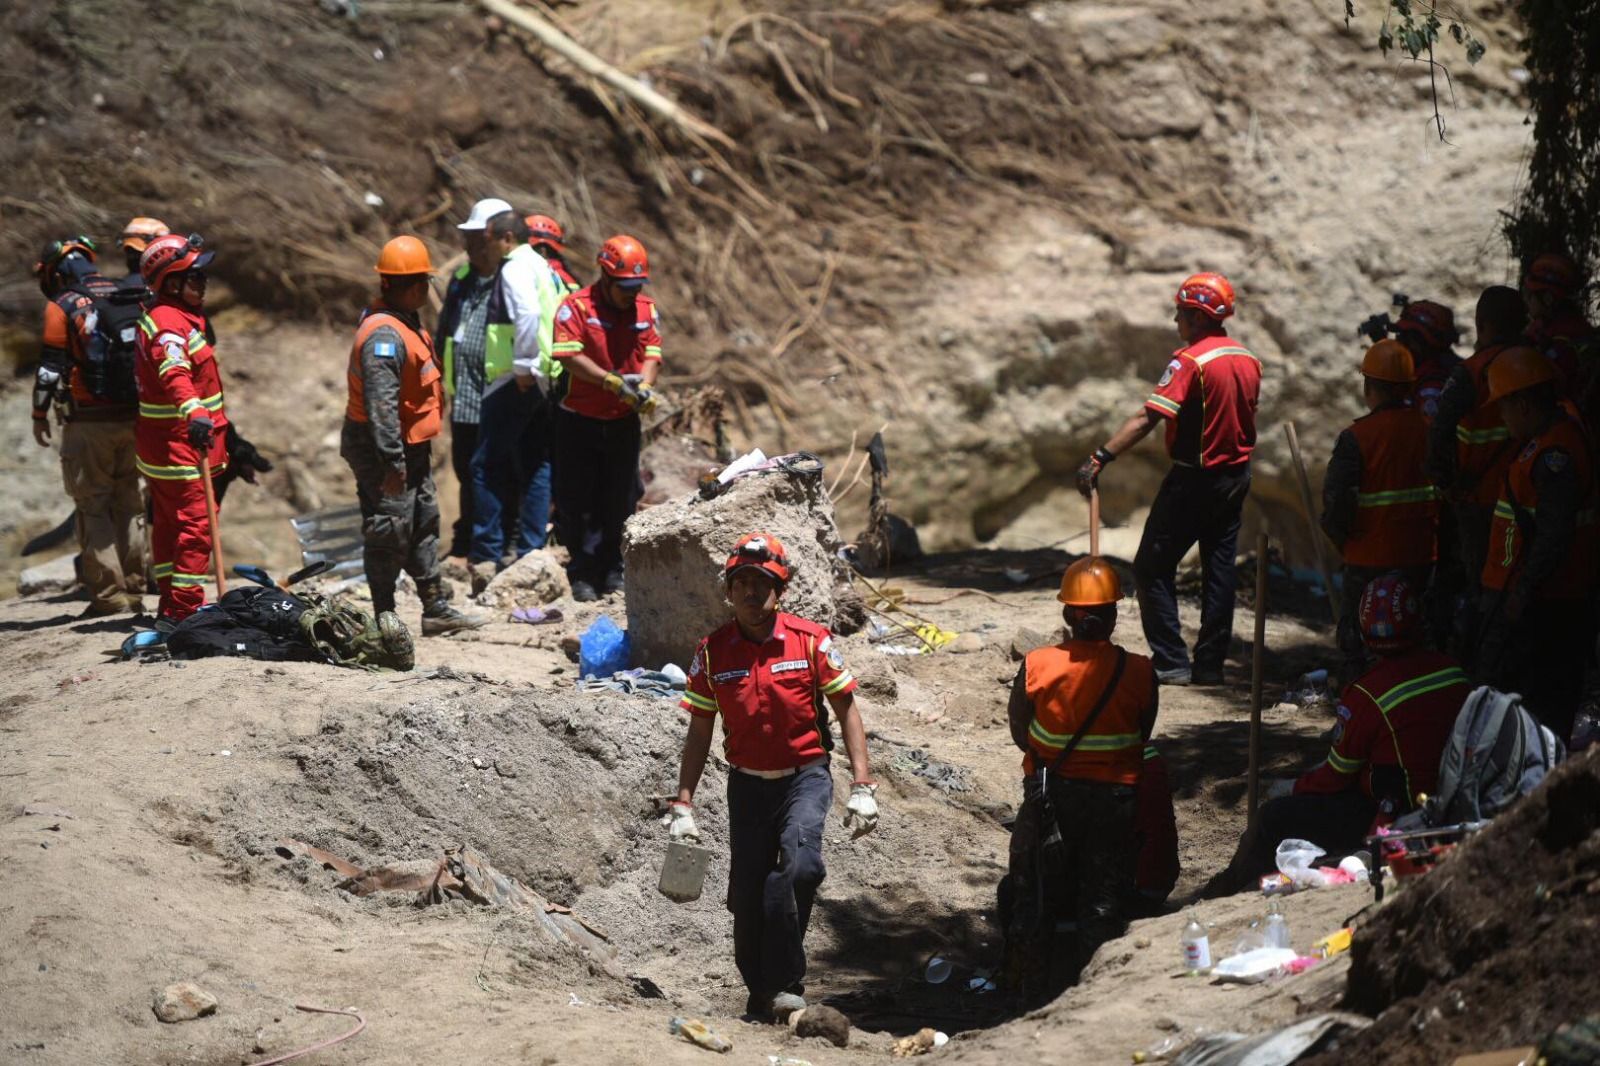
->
xmin=417 ymin=577 xmax=488 ymax=636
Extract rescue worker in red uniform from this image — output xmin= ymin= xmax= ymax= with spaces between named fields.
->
xmin=1076 ymin=273 xmax=1261 ymax=685
xmin=1522 ymin=252 xmax=1595 ymax=410
xmin=1425 ymin=286 xmax=1528 ymax=663
xmin=133 ymin=233 xmax=230 ymax=625
xmin=1476 ymin=347 xmax=1599 ymax=746
xmin=30 ymin=236 xmax=150 ymax=616
xmin=342 ymin=237 xmax=486 ymax=636
xmin=1002 ymin=557 xmax=1158 ymax=1005
xmin=526 ymin=214 xmax=581 ymax=296
xmin=549 ymin=235 xmax=663 ymax=601
xmin=668 ymin=534 xmax=877 ymax=1023
xmin=1392 ymin=300 xmax=1461 ymax=423
xmin=1203 ymin=575 xmax=1470 ymax=896
xmin=1321 ymin=340 xmax=1438 ymax=673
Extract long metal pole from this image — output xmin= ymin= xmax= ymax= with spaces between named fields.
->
xmin=1247 ymin=531 xmax=1268 ymax=830
xmin=1283 ymin=421 xmax=1340 ymax=625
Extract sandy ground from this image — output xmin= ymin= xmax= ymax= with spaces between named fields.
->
xmin=0 ymin=548 xmax=1372 ymax=1065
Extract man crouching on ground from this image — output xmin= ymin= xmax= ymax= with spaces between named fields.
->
xmin=667 ymin=532 xmax=879 ymax=1023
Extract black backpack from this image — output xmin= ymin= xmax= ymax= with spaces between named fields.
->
xmin=65 ymin=278 xmax=144 ymax=405
xmin=166 ymin=588 xmax=320 ymax=663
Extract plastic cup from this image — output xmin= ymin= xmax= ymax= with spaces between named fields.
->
xmin=924 ymin=956 xmax=952 ymax=984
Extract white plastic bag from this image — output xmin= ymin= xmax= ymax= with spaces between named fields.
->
xmin=1274 ymin=839 xmax=1328 ymax=889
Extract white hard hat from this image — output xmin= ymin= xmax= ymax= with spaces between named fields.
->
xmin=458 ymin=197 xmax=514 ymax=231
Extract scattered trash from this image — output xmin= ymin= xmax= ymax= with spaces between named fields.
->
xmin=965 ymin=973 xmax=997 ymax=994
xmin=1312 ymin=927 xmax=1352 ymax=959
xmin=510 ymin=606 xmax=564 ymax=626
xmin=1164 ymin=1013 xmax=1367 ymax=1065
xmin=924 ymin=956 xmax=952 ymax=984
xmin=1213 ymin=947 xmax=1298 ymax=984
xmin=576 ymin=669 xmax=682 ymax=698
xmin=568 ymin=992 xmax=586 ymax=1007
xmin=669 ymin=1016 xmax=732 ymax=1053
xmin=769 ymin=1057 xmax=814 ymax=1066
xmin=1275 ymin=839 xmax=1329 ymax=890
xmin=153 ymin=981 xmax=218 ymax=1023
xmin=890 ymin=748 xmax=972 ymax=792
xmin=1289 ymin=669 xmax=1331 ymax=707
xmin=245 ymin=1004 xmax=366 ymax=1066
xmin=1231 ymin=918 xmax=1268 ymax=956
xmin=659 ymin=662 xmax=687 ymax=686
xmin=1264 ymin=900 xmax=1290 ymax=949
xmin=1337 ymin=855 xmax=1369 ymax=882
xmin=578 ymin=616 xmax=630 ymax=678
xmin=1180 ymin=909 xmax=1212 ymax=974
xmin=892 ymin=1028 xmax=943 ymax=1057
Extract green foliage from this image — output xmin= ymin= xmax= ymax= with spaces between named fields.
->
xmin=1344 ymin=0 xmax=1485 ymax=65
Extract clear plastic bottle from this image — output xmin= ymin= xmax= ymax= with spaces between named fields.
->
xmin=1264 ymin=899 xmax=1290 ymax=950
xmin=1180 ymin=909 xmax=1212 ymax=974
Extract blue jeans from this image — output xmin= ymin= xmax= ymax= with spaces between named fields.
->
xmin=469 ymin=383 xmax=550 ymax=564
xmin=726 ymin=762 xmax=834 ymax=1011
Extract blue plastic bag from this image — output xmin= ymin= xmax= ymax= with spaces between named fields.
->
xmin=579 ymin=616 xmax=630 ymax=678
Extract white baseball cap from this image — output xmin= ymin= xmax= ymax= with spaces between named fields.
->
xmin=458 ymin=197 xmax=514 ymax=231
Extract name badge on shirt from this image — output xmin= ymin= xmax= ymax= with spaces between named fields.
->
xmin=712 ymin=669 xmax=750 ymax=684
xmin=770 ymin=659 xmax=810 ymax=675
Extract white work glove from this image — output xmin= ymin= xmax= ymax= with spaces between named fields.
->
xmin=1265 ymin=777 xmax=1296 ymax=802
xmin=843 ymin=783 xmax=879 ymax=839
xmin=664 ymin=800 xmax=700 ymax=843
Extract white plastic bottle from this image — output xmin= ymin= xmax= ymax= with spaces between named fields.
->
xmin=1180 ymin=910 xmax=1212 ymax=974
xmin=1264 ymin=900 xmax=1290 ymax=950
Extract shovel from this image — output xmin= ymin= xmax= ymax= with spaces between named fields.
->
xmin=1089 ymin=485 xmax=1100 ymax=557
xmin=658 ymin=839 xmax=713 ymax=903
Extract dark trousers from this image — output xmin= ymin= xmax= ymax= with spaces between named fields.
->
xmin=469 ymin=384 xmax=550 ymax=564
xmin=340 ymin=423 xmax=440 ymax=614
xmin=1207 ymin=789 xmax=1377 ymax=897
xmin=1479 ymin=590 xmax=1594 ymax=745
xmin=726 ymin=763 xmax=833 ymax=1012
xmin=1450 ymin=502 xmax=1494 ymax=666
xmin=1134 ymin=464 xmax=1251 ymax=674
xmin=449 ymin=421 xmax=477 ymax=559
xmin=1004 ymin=775 xmax=1136 ymax=1005
xmin=551 ymin=406 xmax=641 ymax=585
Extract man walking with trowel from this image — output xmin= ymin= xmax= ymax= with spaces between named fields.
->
xmin=667 ymin=533 xmax=879 ymax=1023
xmin=1075 ymin=273 xmax=1260 ymax=685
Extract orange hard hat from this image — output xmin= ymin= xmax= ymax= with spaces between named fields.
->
xmin=1058 ymin=557 xmax=1121 ymax=607
xmin=1361 ymin=339 xmax=1415 ymax=384
xmin=1485 ymin=345 xmax=1557 ymax=403
xmin=375 ymin=235 xmax=436 ymax=276
xmin=1395 ymin=300 xmax=1458 ymax=349
xmin=597 ymin=234 xmax=649 ymax=284
xmin=119 ymin=217 xmax=171 ymax=253
xmin=1175 ymin=272 xmax=1235 ymax=320
xmin=32 ymin=236 xmax=97 ymax=296
xmin=140 ymin=232 xmax=213 ymax=289
xmin=723 ymin=532 xmax=792 ymax=585
xmin=526 ymin=214 xmax=566 ymax=253
xmin=1522 ymin=252 xmax=1581 ymax=296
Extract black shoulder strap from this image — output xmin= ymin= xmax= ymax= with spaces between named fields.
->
xmin=1047 ymin=647 xmax=1129 ymax=777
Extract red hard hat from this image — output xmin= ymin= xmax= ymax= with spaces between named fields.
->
xmin=1358 ymin=573 xmax=1424 ymax=655
xmin=1175 ymin=272 xmax=1235 ymax=320
xmin=526 ymin=214 xmax=566 ymax=253
xmin=597 ymin=234 xmax=649 ymax=283
xmin=1395 ymin=300 xmax=1459 ymax=349
xmin=141 ymin=232 xmax=214 ymax=289
xmin=1522 ymin=252 xmax=1581 ymax=297
xmin=723 ymin=532 xmax=792 ymax=586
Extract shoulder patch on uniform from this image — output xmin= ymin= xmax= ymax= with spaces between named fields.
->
xmin=826 ymin=645 xmax=845 ymax=671
xmin=1330 ymin=703 xmax=1352 ymax=744
xmin=1543 ymin=449 xmax=1570 ymax=473
xmin=1157 ymin=359 xmax=1180 ymax=387
xmin=557 ymin=304 xmax=574 ymax=323
xmin=688 ymin=650 xmax=703 ymax=677
xmin=372 ymin=340 xmax=398 ymax=359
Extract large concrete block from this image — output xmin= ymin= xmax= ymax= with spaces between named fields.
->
xmin=622 ymin=470 xmax=866 ymax=668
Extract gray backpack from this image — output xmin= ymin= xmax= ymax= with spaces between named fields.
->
xmin=1408 ymin=685 xmax=1563 ymax=827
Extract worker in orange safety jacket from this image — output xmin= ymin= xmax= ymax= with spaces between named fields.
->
xmin=342 ymin=236 xmax=488 ymax=636
xmin=1476 ymin=346 xmax=1599 ymax=746
xmin=1522 ymin=252 xmax=1595 ymax=412
xmin=1001 ymin=556 xmax=1158 ymax=1006
xmin=1321 ymin=339 xmax=1438 ymax=674
xmin=133 ymin=233 xmax=229 ymax=625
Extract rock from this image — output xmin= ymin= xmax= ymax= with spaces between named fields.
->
xmin=795 ymin=1004 xmax=850 ymax=1048
xmin=475 ymin=549 xmax=568 ymax=610
xmin=153 ymin=981 xmax=218 ymax=1023
xmin=1009 ymin=627 xmax=1050 ymax=660
xmin=622 ymin=469 xmax=866 ymax=668
xmin=18 ymin=554 xmax=77 ymax=596
xmin=947 ymin=632 xmax=984 ymax=654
